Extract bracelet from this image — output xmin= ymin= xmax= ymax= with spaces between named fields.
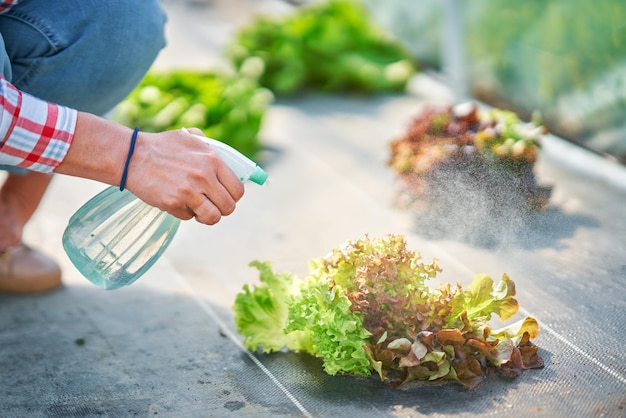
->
xmin=119 ymin=127 xmax=139 ymax=191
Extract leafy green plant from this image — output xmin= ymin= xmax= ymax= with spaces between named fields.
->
xmin=388 ymin=102 xmax=552 ymax=214
xmin=226 ymin=0 xmax=417 ymax=96
xmin=233 ymin=234 xmax=543 ymax=390
xmin=112 ymin=70 xmax=273 ymax=158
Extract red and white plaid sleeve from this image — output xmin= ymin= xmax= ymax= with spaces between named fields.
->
xmin=0 ymin=0 xmax=20 ymax=14
xmin=0 ymin=76 xmax=77 ymax=172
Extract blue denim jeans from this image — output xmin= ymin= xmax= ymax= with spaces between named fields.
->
xmin=0 ymin=0 xmax=166 ymax=116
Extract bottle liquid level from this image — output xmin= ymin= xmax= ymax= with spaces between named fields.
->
xmin=62 ymin=187 xmax=180 ymax=290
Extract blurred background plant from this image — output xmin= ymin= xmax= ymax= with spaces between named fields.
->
xmin=226 ymin=0 xmax=418 ymax=96
xmin=387 ymin=102 xmax=553 ymax=247
xmin=112 ymin=0 xmax=419 ymax=157
xmin=112 ymin=70 xmax=273 ymax=158
xmin=363 ymin=0 xmax=626 ymax=164
xmin=113 ymin=0 xmax=626 ymax=164
xmin=388 ymin=102 xmax=551 ymax=212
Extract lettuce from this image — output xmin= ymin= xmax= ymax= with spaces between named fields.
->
xmin=233 ymin=235 xmax=543 ymax=390
xmin=387 ymin=103 xmax=552 ymax=218
xmin=227 ymin=0 xmax=417 ymax=96
xmin=233 ymin=260 xmax=311 ymax=354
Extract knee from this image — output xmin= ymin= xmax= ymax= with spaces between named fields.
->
xmin=103 ymin=1 xmax=168 ymax=68
xmin=12 ymin=0 xmax=168 ymax=115
xmin=67 ymin=1 xmax=168 ymax=114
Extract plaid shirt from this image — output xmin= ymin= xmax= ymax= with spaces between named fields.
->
xmin=0 ymin=2 xmax=76 ymax=172
xmin=0 ymin=76 xmax=76 ymax=172
xmin=0 ymin=0 xmax=20 ymax=14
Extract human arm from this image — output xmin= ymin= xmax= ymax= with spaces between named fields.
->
xmin=54 ymin=112 xmax=244 ymax=224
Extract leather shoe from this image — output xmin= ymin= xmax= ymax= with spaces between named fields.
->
xmin=0 ymin=244 xmax=62 ymax=293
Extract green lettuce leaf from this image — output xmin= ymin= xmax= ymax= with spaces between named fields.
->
xmin=233 ymin=260 xmax=311 ymax=353
xmin=458 ymin=273 xmax=519 ymax=324
xmin=286 ymin=280 xmax=372 ymax=376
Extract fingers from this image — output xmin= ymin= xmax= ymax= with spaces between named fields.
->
xmin=184 ymin=130 xmax=245 ymax=203
xmin=184 ymin=191 xmax=236 ymax=225
xmin=216 ymin=162 xmax=245 ymax=203
xmin=171 ymin=165 xmax=239 ymax=224
xmin=185 ymin=131 xmax=245 ymax=220
xmin=130 ymin=128 xmax=248 ymax=225
xmin=166 ymin=206 xmax=195 ymax=222
xmin=166 ymin=195 xmax=232 ymax=225
xmin=184 ymin=127 xmax=205 ymax=136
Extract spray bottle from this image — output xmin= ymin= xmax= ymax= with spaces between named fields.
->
xmin=62 ymin=130 xmax=267 ymax=290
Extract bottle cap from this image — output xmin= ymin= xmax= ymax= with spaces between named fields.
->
xmin=249 ymin=166 xmax=268 ymax=185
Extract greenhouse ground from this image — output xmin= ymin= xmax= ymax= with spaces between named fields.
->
xmin=1 ymin=1 xmax=625 ymax=417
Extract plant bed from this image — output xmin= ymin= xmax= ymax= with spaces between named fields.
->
xmin=226 ymin=0 xmax=417 ymax=96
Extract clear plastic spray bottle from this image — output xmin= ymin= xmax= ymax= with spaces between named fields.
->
xmin=62 ymin=131 xmax=267 ymax=290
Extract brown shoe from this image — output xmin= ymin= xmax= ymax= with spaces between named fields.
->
xmin=0 ymin=244 xmax=62 ymax=293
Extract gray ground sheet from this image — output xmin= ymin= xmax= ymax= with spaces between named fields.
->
xmin=1 ymin=1 xmax=625 ymax=417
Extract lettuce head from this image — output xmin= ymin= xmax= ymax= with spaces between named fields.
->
xmin=233 ymin=234 xmax=543 ymax=390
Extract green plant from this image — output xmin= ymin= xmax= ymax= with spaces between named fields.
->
xmin=234 ymin=234 xmax=543 ymax=390
xmin=388 ymin=102 xmax=552 ymax=214
xmin=113 ymin=70 xmax=273 ymax=158
xmin=226 ymin=0 xmax=417 ymax=96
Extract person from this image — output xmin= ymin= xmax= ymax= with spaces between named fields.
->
xmin=0 ymin=0 xmax=245 ymax=293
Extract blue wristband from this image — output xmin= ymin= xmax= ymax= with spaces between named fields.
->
xmin=119 ymin=127 xmax=139 ymax=191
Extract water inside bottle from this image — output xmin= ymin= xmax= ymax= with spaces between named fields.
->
xmin=62 ymin=187 xmax=180 ymax=290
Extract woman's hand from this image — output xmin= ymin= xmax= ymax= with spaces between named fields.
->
xmin=126 ymin=128 xmax=244 ymax=224
xmin=55 ymin=112 xmax=245 ymax=224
